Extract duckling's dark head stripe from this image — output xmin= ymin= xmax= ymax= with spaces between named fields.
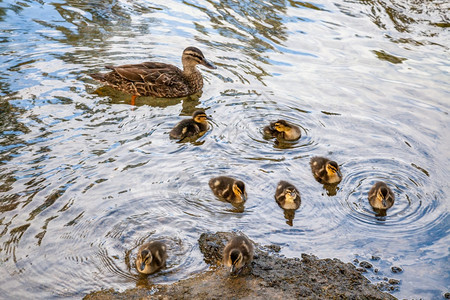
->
xmin=235 ymin=181 xmax=245 ymax=192
xmin=275 ymin=120 xmax=289 ymax=126
xmin=329 ymin=161 xmax=338 ymax=169
xmin=193 ymin=110 xmax=206 ymax=118
xmin=230 ymin=249 xmax=241 ymax=262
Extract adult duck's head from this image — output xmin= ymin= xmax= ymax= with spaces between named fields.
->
xmin=182 ymin=47 xmax=216 ymax=70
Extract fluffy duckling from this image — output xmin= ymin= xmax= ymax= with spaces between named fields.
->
xmin=275 ymin=181 xmax=301 ymax=210
xmin=310 ymin=156 xmax=342 ymax=184
xmin=263 ymin=120 xmax=301 ymax=141
xmin=223 ymin=235 xmax=254 ymax=274
xmin=135 ymin=241 xmax=167 ymax=275
xmin=209 ymin=176 xmax=247 ymax=204
xmin=169 ymin=110 xmax=210 ymax=140
xmin=368 ymin=181 xmax=395 ymax=211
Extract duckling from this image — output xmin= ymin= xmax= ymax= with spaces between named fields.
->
xmin=275 ymin=181 xmax=301 ymax=210
xmin=209 ymin=176 xmax=247 ymax=204
xmin=368 ymin=181 xmax=395 ymax=211
xmin=90 ymin=47 xmax=216 ymax=102
xmin=169 ymin=110 xmax=210 ymax=140
xmin=135 ymin=241 xmax=167 ymax=275
xmin=310 ymin=156 xmax=342 ymax=184
xmin=263 ymin=120 xmax=301 ymax=141
xmin=223 ymin=235 xmax=254 ymax=274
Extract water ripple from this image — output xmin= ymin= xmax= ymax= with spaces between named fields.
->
xmin=0 ymin=0 xmax=448 ymax=299
xmin=340 ymin=157 xmax=437 ymax=237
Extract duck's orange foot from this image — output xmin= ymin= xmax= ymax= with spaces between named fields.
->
xmin=131 ymin=95 xmax=137 ymax=106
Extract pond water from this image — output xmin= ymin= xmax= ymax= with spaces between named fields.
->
xmin=0 ymin=0 xmax=448 ymax=299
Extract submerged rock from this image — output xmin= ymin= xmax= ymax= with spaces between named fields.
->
xmin=360 ymin=261 xmax=373 ymax=269
xmin=84 ymin=232 xmax=396 ymax=300
xmin=391 ymin=266 xmax=403 ymax=274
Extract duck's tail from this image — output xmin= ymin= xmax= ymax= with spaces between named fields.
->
xmin=89 ymin=73 xmax=106 ymax=82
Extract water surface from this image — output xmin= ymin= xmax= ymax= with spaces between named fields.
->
xmin=0 ymin=0 xmax=449 ymax=299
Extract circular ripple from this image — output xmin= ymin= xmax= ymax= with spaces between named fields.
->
xmin=205 ymin=94 xmax=321 ymax=162
xmin=339 ymin=157 xmax=438 ymax=237
xmin=77 ymin=197 xmax=202 ymax=287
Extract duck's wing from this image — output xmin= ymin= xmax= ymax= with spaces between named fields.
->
xmin=107 ymin=62 xmax=182 ymax=84
xmin=104 ymin=62 xmax=191 ymax=97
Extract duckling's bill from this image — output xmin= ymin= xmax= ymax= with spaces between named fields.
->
xmin=240 ymin=193 xmax=247 ymax=202
xmin=230 ymin=264 xmax=238 ymax=274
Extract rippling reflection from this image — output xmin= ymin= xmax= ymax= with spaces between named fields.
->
xmin=340 ymin=0 xmax=449 ymax=48
xmin=191 ymin=0 xmax=290 ymax=85
xmin=0 ymin=0 xmax=449 ymax=299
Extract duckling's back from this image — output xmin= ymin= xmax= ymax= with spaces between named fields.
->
xmin=170 ymin=119 xmax=200 ymax=139
xmin=310 ymin=157 xmax=328 ymax=181
xmin=209 ymin=176 xmax=235 ymax=198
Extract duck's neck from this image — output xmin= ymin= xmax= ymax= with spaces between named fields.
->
xmin=182 ymin=65 xmax=204 ymax=92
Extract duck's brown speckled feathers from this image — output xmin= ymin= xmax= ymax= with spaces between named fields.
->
xmin=135 ymin=241 xmax=167 ymax=275
xmin=275 ymin=181 xmax=301 ymax=210
xmin=223 ymin=235 xmax=254 ymax=274
xmin=310 ymin=156 xmax=342 ymax=184
xmin=263 ymin=119 xmax=301 ymax=141
xmin=209 ymin=176 xmax=247 ymax=204
xmin=90 ymin=47 xmax=215 ymax=98
xmin=169 ymin=110 xmax=210 ymax=140
xmin=368 ymin=181 xmax=395 ymax=211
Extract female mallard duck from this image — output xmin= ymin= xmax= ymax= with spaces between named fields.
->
xmin=135 ymin=241 xmax=167 ymax=275
xmin=209 ymin=176 xmax=247 ymax=204
xmin=90 ymin=47 xmax=216 ymax=102
xmin=169 ymin=110 xmax=210 ymax=140
xmin=310 ymin=156 xmax=342 ymax=184
xmin=275 ymin=181 xmax=301 ymax=210
xmin=223 ymin=235 xmax=254 ymax=274
xmin=263 ymin=120 xmax=301 ymax=141
xmin=368 ymin=181 xmax=395 ymax=211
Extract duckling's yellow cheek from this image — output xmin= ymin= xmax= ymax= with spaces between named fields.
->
xmin=213 ymin=180 xmax=221 ymax=187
